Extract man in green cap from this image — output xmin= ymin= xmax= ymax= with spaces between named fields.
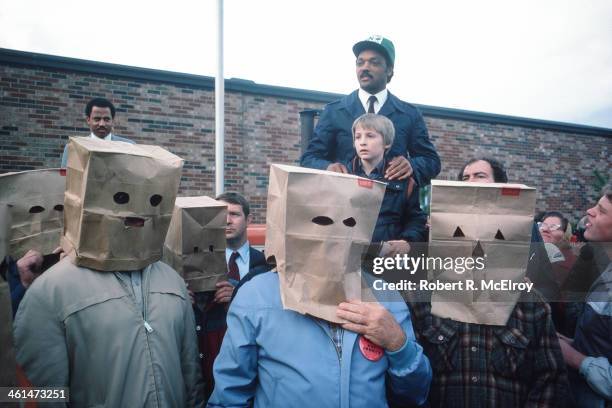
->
xmin=301 ymin=35 xmax=440 ymax=185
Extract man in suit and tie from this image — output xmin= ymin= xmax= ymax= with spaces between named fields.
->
xmin=213 ymin=191 xmax=266 ymax=303
xmin=194 ymin=191 xmax=267 ymax=400
xmin=301 ymin=35 xmax=440 ymax=186
xmin=61 ymin=97 xmax=134 ymax=167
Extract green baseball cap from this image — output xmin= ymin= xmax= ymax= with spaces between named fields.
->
xmin=353 ymin=35 xmax=395 ymax=67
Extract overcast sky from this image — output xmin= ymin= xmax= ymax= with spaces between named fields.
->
xmin=1 ymin=0 xmax=611 ymax=128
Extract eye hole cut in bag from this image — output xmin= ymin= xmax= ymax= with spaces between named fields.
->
xmin=343 ymin=217 xmax=356 ymax=227
xmin=453 ymin=227 xmax=465 ymax=238
xmin=312 ymin=216 xmax=334 ymax=226
xmin=149 ymin=194 xmax=162 ymax=207
xmin=113 ymin=192 xmax=130 ymax=204
xmin=28 ymin=205 xmax=45 ymax=214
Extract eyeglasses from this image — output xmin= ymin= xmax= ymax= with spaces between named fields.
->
xmin=537 ymin=221 xmax=563 ymax=231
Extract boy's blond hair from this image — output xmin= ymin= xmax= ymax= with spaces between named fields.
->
xmin=352 ymin=113 xmax=395 ymax=147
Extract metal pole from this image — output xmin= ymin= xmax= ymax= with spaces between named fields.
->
xmin=299 ymin=109 xmax=321 ymax=157
xmin=215 ymin=0 xmax=224 ymax=195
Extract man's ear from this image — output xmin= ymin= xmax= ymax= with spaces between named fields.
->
xmin=386 ymin=67 xmax=394 ymax=83
xmin=246 ymin=213 xmax=253 ymax=225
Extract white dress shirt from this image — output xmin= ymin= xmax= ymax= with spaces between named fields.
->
xmin=358 ymin=88 xmax=388 ymax=114
xmin=90 ymin=132 xmax=113 ymax=141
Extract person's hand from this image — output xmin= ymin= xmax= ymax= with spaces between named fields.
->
xmin=384 ymin=156 xmax=412 ymax=180
xmin=336 ymin=299 xmax=406 ymax=352
xmin=326 ymin=163 xmax=349 ymax=174
xmin=558 ymin=336 xmax=586 ymax=369
xmin=214 ymin=280 xmax=235 ymax=304
xmin=187 ymin=289 xmax=195 ymax=305
xmin=53 ymin=246 xmax=66 ymax=260
xmin=16 ymin=250 xmax=44 ymax=289
xmin=379 ymin=240 xmax=411 ymax=257
xmin=557 ymin=332 xmax=573 ymax=344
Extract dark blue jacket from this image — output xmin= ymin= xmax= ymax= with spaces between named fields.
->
xmin=301 ymin=90 xmax=441 ymax=187
xmin=344 ymin=157 xmax=427 ymax=244
xmin=1 ymin=256 xmax=25 ymax=318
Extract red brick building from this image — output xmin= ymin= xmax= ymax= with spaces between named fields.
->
xmin=1 ymin=48 xmax=610 ymax=223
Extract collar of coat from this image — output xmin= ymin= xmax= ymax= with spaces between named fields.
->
xmin=341 ymin=89 xmax=409 ymax=116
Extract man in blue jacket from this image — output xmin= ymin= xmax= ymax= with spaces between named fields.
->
xmin=301 ymin=35 xmax=440 ymax=186
xmin=208 ymin=166 xmax=432 ymax=408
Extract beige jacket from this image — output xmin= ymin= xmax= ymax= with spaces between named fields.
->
xmin=14 ymin=258 xmax=204 ymax=407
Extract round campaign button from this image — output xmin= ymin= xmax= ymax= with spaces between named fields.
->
xmin=359 ymin=336 xmax=384 ymax=361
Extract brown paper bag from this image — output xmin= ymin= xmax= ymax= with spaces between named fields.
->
xmin=428 ymin=180 xmax=536 ymax=325
xmin=265 ymin=164 xmax=386 ymax=322
xmin=0 ymin=280 xmax=16 ymax=386
xmin=0 ymin=169 xmax=65 ymax=260
xmin=62 ymin=137 xmax=183 ymax=271
xmin=163 ymin=196 xmax=227 ymax=292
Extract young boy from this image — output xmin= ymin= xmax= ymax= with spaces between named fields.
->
xmin=342 ymin=113 xmax=427 ymax=256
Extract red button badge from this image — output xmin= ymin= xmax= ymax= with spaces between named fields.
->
xmin=359 ymin=336 xmax=384 ymax=361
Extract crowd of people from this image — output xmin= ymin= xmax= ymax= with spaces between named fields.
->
xmin=0 ymin=34 xmax=610 ymax=408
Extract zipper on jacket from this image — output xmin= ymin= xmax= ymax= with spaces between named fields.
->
xmin=314 ymin=319 xmax=344 ymax=407
xmin=114 ymin=269 xmax=160 ymax=405
xmin=144 ymin=321 xmax=154 ymax=333
xmin=142 ymin=269 xmax=152 ymax=331
xmin=329 ymin=324 xmax=343 ymax=365
xmin=141 ymin=267 xmax=162 ymax=407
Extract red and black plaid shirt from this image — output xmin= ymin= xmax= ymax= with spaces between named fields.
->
xmin=409 ymin=292 xmax=569 ymax=408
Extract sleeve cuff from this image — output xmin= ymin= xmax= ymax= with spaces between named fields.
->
xmin=579 ymin=356 xmax=595 ymax=376
xmin=386 ymin=337 xmax=415 ymax=367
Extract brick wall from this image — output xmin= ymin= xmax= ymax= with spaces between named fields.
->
xmin=1 ymin=50 xmax=610 ymax=224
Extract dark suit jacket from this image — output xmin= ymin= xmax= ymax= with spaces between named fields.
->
xmin=248 ymin=246 xmax=266 ymax=270
xmin=196 ymin=245 xmax=270 ymax=400
xmin=233 ymin=246 xmax=271 ymax=299
xmin=300 ymin=90 xmax=441 ymax=186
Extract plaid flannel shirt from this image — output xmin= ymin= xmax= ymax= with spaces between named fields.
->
xmin=409 ymin=292 xmax=569 ymax=408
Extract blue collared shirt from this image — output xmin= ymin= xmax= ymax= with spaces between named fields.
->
xmin=225 ymin=241 xmax=250 ymax=280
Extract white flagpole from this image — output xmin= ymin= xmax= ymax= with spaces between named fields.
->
xmin=215 ymin=0 xmax=224 ymax=195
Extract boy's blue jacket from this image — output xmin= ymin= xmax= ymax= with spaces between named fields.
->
xmin=208 ymin=271 xmax=432 ymax=408
xmin=343 ymin=156 xmax=428 ymax=243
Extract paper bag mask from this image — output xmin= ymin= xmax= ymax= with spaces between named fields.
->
xmin=62 ymin=137 xmax=183 ymax=271
xmin=428 ymin=180 xmax=536 ymax=326
xmin=265 ymin=164 xmax=385 ymax=322
xmin=0 ymin=169 xmax=65 ymax=260
xmin=163 ymin=196 xmax=227 ymax=292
